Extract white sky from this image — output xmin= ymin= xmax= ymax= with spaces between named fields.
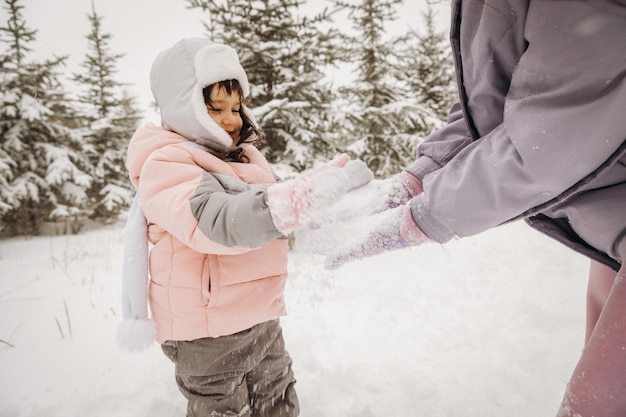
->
xmin=11 ymin=0 xmax=451 ymax=123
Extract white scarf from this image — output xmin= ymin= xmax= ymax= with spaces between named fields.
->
xmin=117 ymin=195 xmax=157 ymax=352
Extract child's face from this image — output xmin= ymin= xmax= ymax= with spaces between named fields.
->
xmin=205 ymin=85 xmax=243 ymax=145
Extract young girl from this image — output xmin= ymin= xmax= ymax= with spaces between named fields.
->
xmin=117 ymin=38 xmax=371 ymax=416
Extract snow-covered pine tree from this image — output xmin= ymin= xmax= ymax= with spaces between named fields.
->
xmin=187 ymin=0 xmax=344 ymax=171
xmin=0 ymin=0 xmax=92 ymax=236
xmin=72 ymin=3 xmax=140 ymax=223
xmin=332 ymin=0 xmax=422 ymax=178
xmin=395 ymin=6 xmax=456 ymax=122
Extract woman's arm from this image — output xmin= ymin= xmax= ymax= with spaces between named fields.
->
xmin=411 ymin=1 xmax=626 ymax=242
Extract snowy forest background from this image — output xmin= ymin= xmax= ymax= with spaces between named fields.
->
xmin=0 ymin=2 xmax=597 ymax=416
xmin=0 ymin=0 xmax=456 ymax=237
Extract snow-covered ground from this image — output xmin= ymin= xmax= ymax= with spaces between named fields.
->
xmin=1 ymin=219 xmax=589 ymax=416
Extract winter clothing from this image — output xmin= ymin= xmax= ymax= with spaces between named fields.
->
xmin=311 ymin=171 xmax=423 ymax=228
xmin=127 ymin=123 xmax=289 ymax=343
xmin=121 ymin=38 xmax=371 ymax=345
xmin=126 ymin=123 xmax=371 ymax=343
xmin=325 ymin=205 xmax=429 ymax=270
xmin=393 ymin=171 xmax=423 ymax=206
xmin=267 ymin=154 xmax=373 ymax=234
xmin=558 ymin=260 xmax=626 ymax=417
xmin=123 ymin=38 xmax=287 ymax=345
xmin=405 ymin=0 xmax=626 ymax=271
xmin=150 ymin=39 xmax=250 ymax=152
xmin=401 ymin=2 xmax=626 ymax=415
xmin=161 ymin=319 xmax=299 ymax=417
xmin=585 ymin=261 xmax=618 ymax=343
xmin=121 ymin=36 xmax=378 ymax=417
xmin=121 ymin=37 xmax=303 ymax=416
xmin=320 ymin=1 xmax=625 ymax=415
xmin=322 ymin=170 xmax=425 ymax=269
xmin=118 ymin=195 xmax=156 ymax=351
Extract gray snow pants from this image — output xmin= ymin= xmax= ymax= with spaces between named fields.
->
xmin=161 ymin=319 xmax=299 ymax=417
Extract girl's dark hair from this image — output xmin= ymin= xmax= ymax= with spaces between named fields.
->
xmin=202 ymin=80 xmax=264 ymax=163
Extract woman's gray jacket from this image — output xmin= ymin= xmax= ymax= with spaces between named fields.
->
xmin=406 ymin=0 xmax=626 ymax=271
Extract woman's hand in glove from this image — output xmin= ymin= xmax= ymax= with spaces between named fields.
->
xmin=317 ymin=170 xmax=423 ymax=225
xmin=383 ymin=171 xmax=423 ymax=208
xmin=267 ymin=154 xmax=373 ymax=235
xmin=324 ymin=204 xmax=430 ymax=270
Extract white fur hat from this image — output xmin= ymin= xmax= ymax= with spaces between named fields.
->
xmin=150 ymin=38 xmax=250 ymax=151
xmin=194 ymin=42 xmax=250 ymax=97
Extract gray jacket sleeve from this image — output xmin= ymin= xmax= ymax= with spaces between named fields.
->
xmin=405 ymin=102 xmax=473 ymax=180
xmin=189 ymin=172 xmax=284 ymax=248
xmin=411 ymin=1 xmax=626 ymax=243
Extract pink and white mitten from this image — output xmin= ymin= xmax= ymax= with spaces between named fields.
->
xmin=267 ymin=154 xmax=373 ymax=234
xmin=315 ymin=170 xmax=423 ymax=225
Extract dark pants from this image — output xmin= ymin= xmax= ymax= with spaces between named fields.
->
xmin=162 ymin=319 xmax=299 ymax=417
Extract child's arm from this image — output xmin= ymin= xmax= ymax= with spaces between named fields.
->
xmin=141 ymin=150 xmax=372 ymax=253
xmin=189 ymin=173 xmax=282 ymax=249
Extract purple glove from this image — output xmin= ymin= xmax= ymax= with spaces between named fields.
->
xmin=324 ymin=204 xmax=430 ymax=270
xmin=267 ymin=154 xmax=374 ymax=234
xmin=383 ymin=171 xmax=423 ymax=209
xmin=314 ymin=171 xmax=423 ymax=225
